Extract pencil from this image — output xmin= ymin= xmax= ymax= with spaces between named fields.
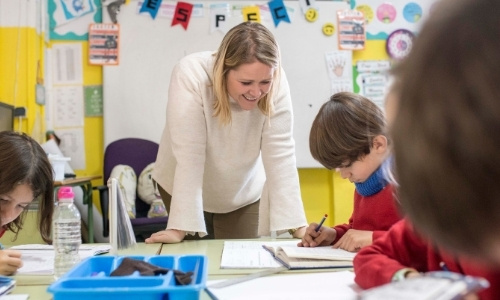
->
xmin=315 ymin=214 xmax=328 ymax=232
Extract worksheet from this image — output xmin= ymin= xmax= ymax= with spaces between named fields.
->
xmin=10 ymin=244 xmax=110 ymax=275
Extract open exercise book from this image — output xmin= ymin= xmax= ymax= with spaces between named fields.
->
xmin=220 ymin=241 xmax=355 ymax=270
xmin=263 ymin=243 xmax=355 ymax=269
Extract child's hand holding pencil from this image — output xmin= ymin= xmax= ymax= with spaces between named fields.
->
xmin=297 ymin=214 xmax=338 ymax=248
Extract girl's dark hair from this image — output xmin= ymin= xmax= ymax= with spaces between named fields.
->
xmin=0 ymin=131 xmax=54 ymax=243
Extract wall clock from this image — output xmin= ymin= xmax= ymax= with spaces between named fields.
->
xmin=386 ymin=29 xmax=415 ymax=59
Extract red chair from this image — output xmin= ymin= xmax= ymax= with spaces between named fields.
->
xmin=96 ymin=138 xmax=168 ymax=241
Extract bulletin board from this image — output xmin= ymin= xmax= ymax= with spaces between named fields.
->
xmin=103 ymin=0 xmax=349 ymax=168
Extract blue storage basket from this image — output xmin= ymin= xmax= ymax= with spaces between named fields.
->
xmin=47 ymin=255 xmax=207 ymax=300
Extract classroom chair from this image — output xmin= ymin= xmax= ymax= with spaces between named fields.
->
xmin=96 ymin=138 xmax=168 ymax=242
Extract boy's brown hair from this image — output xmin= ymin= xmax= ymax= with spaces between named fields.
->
xmin=310 ymin=92 xmax=386 ymax=170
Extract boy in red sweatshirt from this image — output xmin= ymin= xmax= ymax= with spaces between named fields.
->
xmin=299 ymin=92 xmax=401 ymax=252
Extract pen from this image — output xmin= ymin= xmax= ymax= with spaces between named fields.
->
xmin=315 ymin=214 xmax=328 ymax=232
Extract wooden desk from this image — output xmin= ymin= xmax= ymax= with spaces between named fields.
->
xmin=54 ymin=175 xmax=102 ymax=243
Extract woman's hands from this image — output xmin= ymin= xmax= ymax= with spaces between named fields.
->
xmin=145 ymin=229 xmax=186 ymax=244
xmin=0 ymin=249 xmax=22 ymax=275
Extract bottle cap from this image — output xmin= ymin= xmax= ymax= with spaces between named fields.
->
xmin=57 ymin=186 xmax=74 ymax=202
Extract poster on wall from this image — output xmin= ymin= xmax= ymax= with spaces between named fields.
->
xmin=351 ymin=0 xmax=437 ymax=39
xmin=325 ymin=50 xmax=353 ymax=94
xmin=337 ymin=9 xmax=366 ymax=50
xmin=48 ymin=0 xmax=101 ymax=41
xmin=88 ymin=24 xmax=120 ymax=65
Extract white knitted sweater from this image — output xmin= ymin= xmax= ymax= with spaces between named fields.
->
xmin=152 ymin=51 xmax=307 ymax=237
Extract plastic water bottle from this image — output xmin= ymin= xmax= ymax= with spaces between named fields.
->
xmin=53 ymin=186 xmax=81 ymax=279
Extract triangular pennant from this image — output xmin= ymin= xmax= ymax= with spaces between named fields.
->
xmin=210 ymin=3 xmax=231 ymax=33
xmin=268 ymin=0 xmax=290 ymax=27
xmin=139 ymin=0 xmax=163 ymax=19
xmin=172 ymin=2 xmax=194 ymax=30
xmin=242 ymin=5 xmax=261 ymax=23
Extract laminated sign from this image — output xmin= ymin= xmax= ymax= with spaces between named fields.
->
xmin=88 ymin=23 xmax=120 ymax=65
xmin=337 ymin=9 xmax=366 ymax=50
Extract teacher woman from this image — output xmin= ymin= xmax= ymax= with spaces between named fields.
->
xmin=146 ymin=21 xmax=307 ymax=244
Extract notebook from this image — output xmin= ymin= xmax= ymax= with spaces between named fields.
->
xmin=262 ymin=244 xmax=355 ymax=269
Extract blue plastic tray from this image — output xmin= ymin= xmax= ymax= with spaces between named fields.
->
xmin=47 ymin=255 xmax=207 ymax=300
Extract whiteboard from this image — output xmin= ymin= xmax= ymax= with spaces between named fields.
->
xmin=103 ymin=0 xmax=349 ymax=167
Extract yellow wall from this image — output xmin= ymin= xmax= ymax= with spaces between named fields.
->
xmin=298 ymin=169 xmax=354 ymax=227
xmin=0 ymin=27 xmax=45 ymax=139
xmin=0 ymin=26 xmax=104 ymax=205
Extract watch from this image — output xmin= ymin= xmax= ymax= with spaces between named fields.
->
xmin=386 ymin=29 xmax=415 ymax=60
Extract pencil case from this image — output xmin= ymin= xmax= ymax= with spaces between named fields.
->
xmin=47 ymin=255 xmax=207 ymax=300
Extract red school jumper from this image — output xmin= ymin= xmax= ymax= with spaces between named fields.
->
xmin=354 ymin=219 xmax=500 ymax=300
xmin=331 ymin=184 xmax=401 ymax=244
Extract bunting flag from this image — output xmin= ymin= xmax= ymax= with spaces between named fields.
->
xmin=268 ymin=0 xmax=290 ymax=27
xmin=242 ymin=5 xmax=261 ymax=23
xmin=172 ymin=2 xmax=194 ymax=30
xmin=139 ymin=0 xmax=163 ymax=19
xmin=210 ymin=3 xmax=231 ymax=34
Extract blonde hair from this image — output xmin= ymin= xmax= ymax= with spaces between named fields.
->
xmin=212 ymin=22 xmax=281 ymax=125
